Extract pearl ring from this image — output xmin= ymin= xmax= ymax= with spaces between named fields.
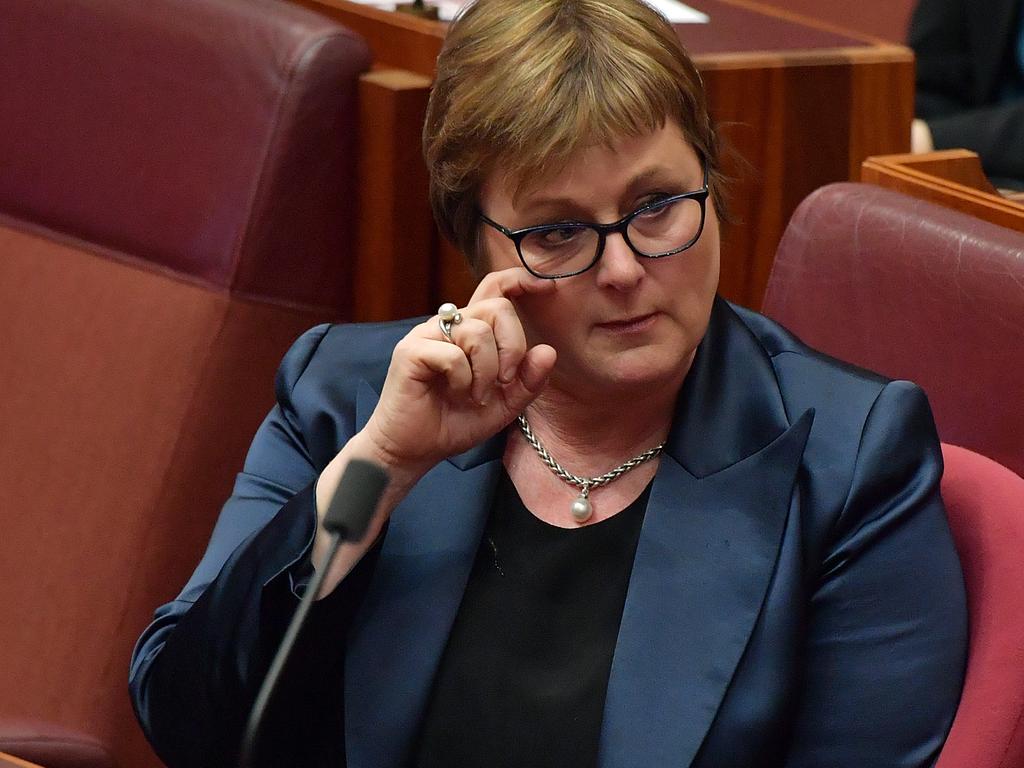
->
xmin=437 ymin=302 xmax=463 ymax=343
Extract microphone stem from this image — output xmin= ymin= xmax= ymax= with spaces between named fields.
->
xmin=238 ymin=530 xmax=343 ymax=768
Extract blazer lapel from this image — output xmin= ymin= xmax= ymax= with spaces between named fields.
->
xmin=599 ymin=300 xmax=814 ymax=768
xmin=343 ymin=380 xmax=505 ymax=768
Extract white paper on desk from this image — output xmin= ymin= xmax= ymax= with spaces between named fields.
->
xmin=347 ymin=0 xmax=710 ymax=24
xmin=645 ymin=0 xmax=709 ymax=23
xmin=435 ymin=1 xmax=465 ymax=20
xmin=345 ymin=0 xmax=398 ymax=9
xmin=432 ymin=0 xmax=709 ymax=23
xmin=343 ymin=0 xmax=458 ymax=19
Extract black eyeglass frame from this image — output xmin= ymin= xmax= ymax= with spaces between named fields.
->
xmin=478 ymin=167 xmax=709 ymax=279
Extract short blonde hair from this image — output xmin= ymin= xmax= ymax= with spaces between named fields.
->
xmin=423 ymin=0 xmax=728 ymax=274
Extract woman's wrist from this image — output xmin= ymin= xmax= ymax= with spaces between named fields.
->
xmin=310 ymin=429 xmax=432 ymax=599
xmin=344 ymin=428 xmax=434 ymax=498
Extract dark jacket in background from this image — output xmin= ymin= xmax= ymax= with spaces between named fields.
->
xmin=910 ymin=0 xmax=1024 ymax=183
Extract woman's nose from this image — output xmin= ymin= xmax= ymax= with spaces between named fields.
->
xmin=595 ymin=232 xmax=645 ymax=290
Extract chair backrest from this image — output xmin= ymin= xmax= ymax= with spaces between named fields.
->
xmin=0 ymin=1 xmax=370 ymax=766
xmin=762 ymin=182 xmax=1024 ymax=477
xmin=936 ymin=443 xmax=1024 ymax=768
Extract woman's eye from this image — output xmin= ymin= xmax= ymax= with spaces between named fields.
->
xmin=635 ymin=199 xmax=672 ymax=219
xmin=540 ymin=226 xmax=582 ymax=246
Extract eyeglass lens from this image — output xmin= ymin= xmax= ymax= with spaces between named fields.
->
xmin=518 ymin=196 xmax=703 ymax=277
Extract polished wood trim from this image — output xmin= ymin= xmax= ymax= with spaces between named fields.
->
xmin=0 ymin=754 xmax=45 ymax=768
xmin=300 ymin=0 xmax=444 ymax=36
xmin=862 ymin=151 xmax=1024 ymax=232
xmin=694 ymin=43 xmax=911 ymax=69
xmin=864 ymin=150 xmax=998 ymax=193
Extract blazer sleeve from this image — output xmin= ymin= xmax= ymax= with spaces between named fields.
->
xmin=129 ymin=324 xmax=376 ymax=768
xmin=783 ymin=381 xmax=968 ymax=767
xmin=926 ymin=101 xmax=1024 ymax=181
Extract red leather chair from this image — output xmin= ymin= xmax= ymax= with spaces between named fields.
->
xmin=0 ymin=1 xmax=370 ymax=766
xmin=762 ymin=182 xmax=1024 ymax=478
xmin=763 ymin=183 xmax=1024 ymax=762
xmin=936 ymin=444 xmax=1024 ymax=768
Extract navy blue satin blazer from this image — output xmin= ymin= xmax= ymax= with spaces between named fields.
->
xmin=130 ymin=299 xmax=967 ymax=768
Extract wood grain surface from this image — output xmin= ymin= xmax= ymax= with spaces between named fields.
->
xmin=354 ymin=69 xmax=436 ymax=320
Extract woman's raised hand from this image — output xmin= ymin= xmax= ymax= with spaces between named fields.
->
xmin=311 ymin=269 xmax=556 ymax=595
xmin=361 ymin=267 xmax=557 ymax=475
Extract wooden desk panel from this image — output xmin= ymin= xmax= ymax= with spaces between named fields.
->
xmin=300 ymin=0 xmax=912 ymax=316
xmin=354 ymin=68 xmax=436 ymax=320
xmin=704 ymin=46 xmax=912 ymax=303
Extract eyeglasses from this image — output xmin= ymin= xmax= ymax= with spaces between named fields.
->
xmin=479 ymin=167 xmax=709 ymax=279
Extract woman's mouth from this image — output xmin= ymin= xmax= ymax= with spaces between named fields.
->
xmin=595 ymin=312 xmax=659 ymax=334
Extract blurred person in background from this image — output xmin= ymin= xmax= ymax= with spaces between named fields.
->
xmin=910 ymin=0 xmax=1024 ymax=188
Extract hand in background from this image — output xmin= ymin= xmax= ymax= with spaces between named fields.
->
xmin=911 ymin=118 xmax=935 ymax=153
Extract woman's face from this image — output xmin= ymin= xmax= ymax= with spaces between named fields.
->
xmin=478 ymin=120 xmax=720 ymax=399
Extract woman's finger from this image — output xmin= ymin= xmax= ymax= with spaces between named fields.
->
xmin=463 ymin=297 xmax=527 ymax=383
xmin=393 ymin=335 xmax=474 ymax=397
xmin=449 ymin=317 xmax=500 ymax=404
xmin=500 ymin=343 xmax=557 ymax=413
xmin=468 ymin=266 xmax=557 ymax=304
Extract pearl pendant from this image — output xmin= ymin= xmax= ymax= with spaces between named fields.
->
xmin=571 ymin=494 xmax=593 ymax=523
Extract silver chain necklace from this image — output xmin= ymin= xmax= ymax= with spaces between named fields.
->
xmin=516 ymin=414 xmax=665 ymax=523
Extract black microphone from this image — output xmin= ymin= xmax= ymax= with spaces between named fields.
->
xmin=238 ymin=459 xmax=389 ymax=768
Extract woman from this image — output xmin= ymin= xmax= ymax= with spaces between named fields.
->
xmin=130 ymin=0 xmax=967 ymax=766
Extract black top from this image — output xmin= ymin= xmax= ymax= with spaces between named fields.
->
xmin=413 ymin=471 xmax=651 ymax=768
